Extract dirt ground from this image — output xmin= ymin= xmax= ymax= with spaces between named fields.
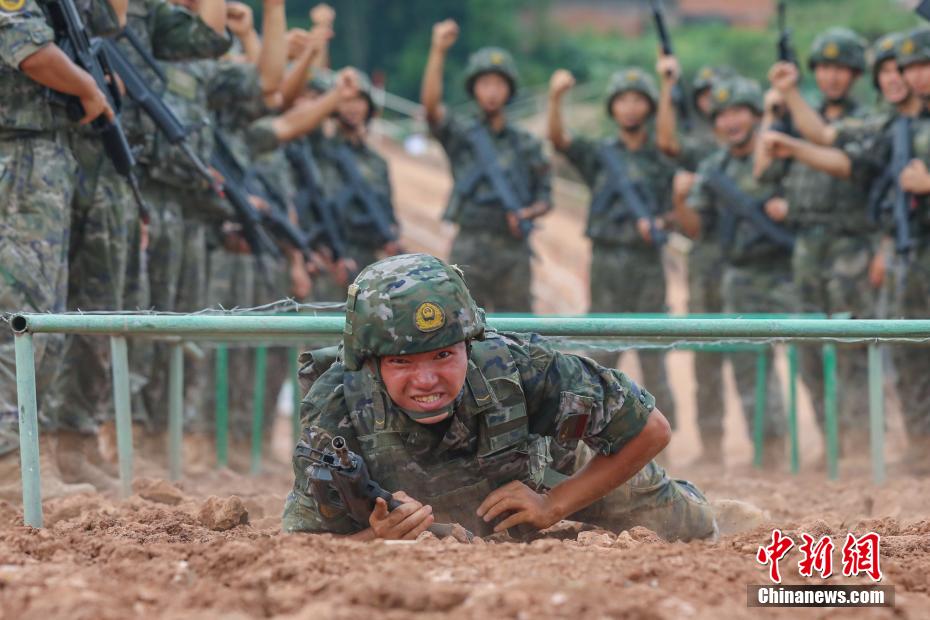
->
xmin=2 ymin=140 xmax=928 ymax=619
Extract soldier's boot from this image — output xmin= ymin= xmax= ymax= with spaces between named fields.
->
xmin=0 ymin=438 xmax=96 ymax=503
xmin=90 ymin=421 xmax=120 ymax=477
xmin=56 ymin=431 xmax=119 ymax=493
xmin=694 ymin=434 xmax=724 ymax=466
xmin=902 ymin=435 xmax=930 ymax=475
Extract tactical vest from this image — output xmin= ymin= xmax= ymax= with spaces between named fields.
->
xmin=587 ymin=141 xmax=660 ymax=248
xmin=907 ymin=114 xmax=930 ymax=239
xmin=341 ymin=333 xmax=553 ymax=536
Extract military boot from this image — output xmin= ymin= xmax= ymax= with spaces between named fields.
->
xmin=56 ymin=431 xmax=119 ymax=493
xmin=0 ymin=437 xmax=96 ymax=503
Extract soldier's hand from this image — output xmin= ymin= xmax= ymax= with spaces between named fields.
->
xmin=290 ymin=260 xmax=312 ymax=300
xmin=335 ymin=67 xmax=360 ymax=100
xmin=656 ymin=54 xmax=680 ymax=84
xmin=505 ymin=212 xmax=528 ymax=239
xmin=248 ymin=194 xmax=270 ymax=213
xmin=899 ymin=159 xmax=930 ymax=194
xmin=382 ymin=241 xmax=402 ymax=257
xmin=310 ymin=3 xmax=335 ymax=26
xmin=636 ymin=217 xmax=665 ymax=244
xmin=431 ymin=19 xmax=459 ymax=53
xmin=869 ymin=252 xmax=886 ymax=289
xmin=476 ymin=480 xmax=560 ymax=533
xmin=226 ymin=2 xmax=255 ymax=37
xmin=369 ymin=491 xmax=435 ymax=540
xmin=673 ymin=170 xmax=695 ymax=201
xmin=549 ymin=69 xmax=575 ymax=98
xmin=768 ymin=61 xmax=799 ymax=94
xmin=78 ymin=82 xmax=114 ymax=125
xmin=139 ymin=220 xmax=150 ymax=253
xmin=760 ymin=130 xmax=795 ymax=159
xmin=763 ymin=88 xmax=785 ymax=116
xmin=764 ymin=196 xmax=789 ymax=222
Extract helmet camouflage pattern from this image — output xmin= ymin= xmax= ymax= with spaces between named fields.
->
xmin=808 ymin=27 xmax=866 ymax=72
xmin=870 ymin=31 xmax=905 ymax=89
xmin=352 ymin=70 xmax=378 ymax=121
xmin=342 ymin=253 xmax=486 ymax=371
xmin=708 ymin=76 xmax=763 ymax=119
xmin=896 ymin=27 xmax=930 ymax=70
xmin=604 ymin=67 xmax=659 ymax=116
xmin=464 ymin=47 xmax=519 ymax=100
xmin=691 ymin=65 xmax=737 ymax=94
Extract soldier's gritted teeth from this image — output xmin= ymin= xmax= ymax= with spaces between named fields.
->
xmin=877 ymin=59 xmax=910 ymax=105
xmin=610 ymin=91 xmax=652 ymax=132
xmin=472 ymin=72 xmax=511 ymax=116
xmin=336 ymin=94 xmax=370 ymax=130
xmin=813 ymin=62 xmax=857 ymax=103
xmin=378 ymin=342 xmax=469 ymax=424
xmin=903 ymin=62 xmax=930 ymax=100
xmin=714 ymin=106 xmax=756 ymax=148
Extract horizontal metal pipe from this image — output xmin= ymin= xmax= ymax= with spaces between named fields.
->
xmin=10 ymin=313 xmax=930 ymax=342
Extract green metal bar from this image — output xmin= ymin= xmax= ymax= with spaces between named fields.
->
xmin=823 ymin=344 xmax=839 ymax=480
xmin=787 ymin=345 xmax=799 ymax=474
xmin=168 ymin=344 xmax=184 ymax=481
xmin=215 ymin=344 xmax=229 ymax=468
xmin=251 ymin=346 xmax=267 ymax=475
xmin=290 ymin=347 xmax=301 ymax=444
xmin=11 ymin=314 xmax=930 ymax=343
xmin=14 ymin=332 xmax=42 ymax=528
xmin=753 ymin=350 xmax=768 ymax=469
xmin=868 ymin=345 xmax=885 ymax=485
xmin=109 ymin=336 xmax=134 ymax=498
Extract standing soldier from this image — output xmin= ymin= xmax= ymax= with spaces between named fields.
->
xmin=547 ymin=67 xmax=677 ymax=434
xmin=679 ymin=77 xmax=796 ymax=467
xmin=421 ymin=19 xmax=552 ymax=313
xmin=756 ymin=28 xmax=875 ymax=456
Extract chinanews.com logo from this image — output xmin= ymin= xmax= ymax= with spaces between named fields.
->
xmin=747 ymin=529 xmax=895 ymax=608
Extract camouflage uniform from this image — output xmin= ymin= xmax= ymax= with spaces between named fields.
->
xmin=0 ymin=0 xmax=81 ymax=452
xmin=687 ymin=78 xmax=795 ymax=451
xmin=282 ymin=254 xmax=716 ymax=541
xmin=431 ymin=48 xmax=552 ymax=312
xmin=558 ymin=68 xmax=677 ymax=428
xmin=763 ymin=28 xmax=873 ymax=443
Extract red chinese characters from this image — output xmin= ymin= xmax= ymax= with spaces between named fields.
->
xmin=797 ymin=533 xmax=835 ymax=579
xmin=756 ymin=529 xmax=795 ymax=584
xmin=841 ymin=532 xmax=882 ymax=582
xmin=756 ymin=530 xmax=882 ymax=583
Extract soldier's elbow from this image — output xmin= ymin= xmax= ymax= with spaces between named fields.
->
xmin=646 ymin=408 xmax=672 ymax=452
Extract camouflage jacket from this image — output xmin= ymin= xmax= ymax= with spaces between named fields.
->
xmin=0 ymin=0 xmax=117 ymax=133
xmin=677 ymin=114 xmax=719 ymax=173
xmin=562 ymin=134 xmax=675 ymax=250
xmin=688 ymin=146 xmax=794 ymax=268
xmin=763 ymin=98 xmax=871 ymax=233
xmin=286 ymin=331 xmax=654 ymax=535
xmin=431 ymin=113 xmax=551 ymax=236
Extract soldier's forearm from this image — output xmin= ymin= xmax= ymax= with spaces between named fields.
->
xmin=421 ymin=47 xmax=446 ymax=124
xmin=279 ymin=40 xmax=319 ymax=110
xmin=656 ymin=83 xmax=681 ymax=157
xmin=789 ymin=138 xmax=851 ymax=178
xmin=546 ymin=94 xmax=571 ymax=151
xmin=271 ymin=88 xmax=340 ymax=142
xmin=107 ymin=0 xmax=128 ymax=28
xmin=198 ymin=0 xmax=227 ymax=36
xmin=784 ymin=88 xmax=836 ymax=146
xmin=20 ymin=44 xmax=98 ymax=98
xmin=258 ymin=0 xmax=288 ymax=96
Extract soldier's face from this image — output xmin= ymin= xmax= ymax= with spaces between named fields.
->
xmin=379 ymin=342 xmax=468 ymax=424
xmin=814 ymin=63 xmax=857 ymax=100
xmin=714 ymin=106 xmax=756 ymax=146
xmin=877 ymin=59 xmax=910 ymax=105
xmin=903 ymin=62 xmax=930 ymax=98
xmin=473 ymin=73 xmax=511 ymax=114
xmin=336 ymin=94 xmax=371 ymax=129
xmin=610 ymin=91 xmax=652 ymax=130
xmin=695 ymin=89 xmax=712 ymax=116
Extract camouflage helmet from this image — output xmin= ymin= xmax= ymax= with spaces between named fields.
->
xmin=341 ymin=253 xmax=486 ymax=371
xmin=691 ymin=65 xmax=736 ymax=94
xmin=464 ymin=47 xmax=519 ymax=100
xmin=870 ymin=32 xmax=905 ymax=90
xmin=351 ymin=70 xmax=378 ymax=121
xmin=896 ymin=28 xmax=930 ymax=70
xmin=708 ymin=76 xmax=763 ymax=119
xmin=808 ymin=27 xmax=867 ymax=72
xmin=604 ymin=67 xmax=659 ymax=116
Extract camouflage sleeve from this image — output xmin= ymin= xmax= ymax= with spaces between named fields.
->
xmin=82 ymin=0 xmax=121 ymax=37
xmin=838 ymin=122 xmax=888 ymax=185
xmin=428 ymin=110 xmax=468 ymax=154
xmin=283 ymin=365 xmax=363 ymax=534
xmin=511 ymin=334 xmax=652 ymax=456
xmin=686 ymin=156 xmax=717 ymax=234
xmin=149 ymin=0 xmax=231 ymax=61
xmin=244 ymin=115 xmax=280 ymax=157
xmin=524 ymin=133 xmax=552 ymax=207
xmin=206 ymin=61 xmax=266 ymax=119
xmin=379 ymin=155 xmax=398 ymax=226
xmin=653 ymin=152 xmax=677 ymax=214
xmin=561 ymin=136 xmax=600 ymax=188
xmin=0 ymin=0 xmax=55 ymax=68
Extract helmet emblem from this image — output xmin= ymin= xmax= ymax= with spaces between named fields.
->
xmin=490 ymin=51 xmax=504 ymax=65
xmin=415 ymin=302 xmax=445 ymax=332
xmin=902 ymin=39 xmax=915 ymax=56
xmin=823 ymin=42 xmax=840 ymax=59
xmin=715 ymin=87 xmax=730 ymax=103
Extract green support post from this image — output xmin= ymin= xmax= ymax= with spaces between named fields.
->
xmin=752 ymin=350 xmax=768 ymax=468
xmin=868 ymin=345 xmax=885 ymax=485
xmin=14 ymin=332 xmax=42 ymax=528
xmin=787 ymin=345 xmax=799 ymax=474
xmin=168 ymin=344 xmax=184 ymax=481
xmin=109 ymin=336 xmax=134 ymax=498
xmin=823 ymin=344 xmax=839 ymax=480
xmin=290 ymin=347 xmax=301 ymax=444
xmin=251 ymin=346 xmax=267 ymax=475
xmin=215 ymin=344 xmax=229 ymax=468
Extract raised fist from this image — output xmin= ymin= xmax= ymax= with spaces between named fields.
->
xmin=226 ymin=2 xmax=254 ymax=37
xmin=549 ymin=69 xmax=575 ymax=97
xmin=768 ymin=61 xmax=799 ymax=94
xmin=431 ymin=19 xmax=459 ymax=53
xmin=336 ymin=67 xmax=360 ymax=99
xmin=310 ymin=3 xmax=335 ymax=26
xmin=656 ymin=54 xmax=680 ymax=84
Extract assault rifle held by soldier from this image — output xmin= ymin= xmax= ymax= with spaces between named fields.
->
xmin=702 ymin=171 xmax=795 ymax=251
xmin=285 ymin=142 xmax=348 ymax=261
xmin=593 ymin=144 xmax=669 ymax=246
xmin=650 ymin=0 xmax=689 ymax=131
xmin=772 ymin=0 xmax=798 ymax=136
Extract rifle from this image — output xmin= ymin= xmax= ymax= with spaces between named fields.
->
xmin=593 ymin=144 xmax=668 ymax=246
xmin=325 ymin=142 xmax=398 ymax=244
xmin=772 ymin=0 xmax=798 ymax=136
xmin=650 ymin=0 xmax=690 ymax=131
xmin=702 ymin=171 xmax=795 ymax=250
xmin=306 ymin=435 xmax=474 ymax=542
xmin=42 ymin=0 xmax=149 ymax=221
xmin=285 ymin=141 xmax=348 ymax=260
xmin=456 ymin=123 xmax=533 ymax=239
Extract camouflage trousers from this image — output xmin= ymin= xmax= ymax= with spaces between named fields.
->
xmin=48 ymin=134 xmax=136 ymax=434
xmin=588 ymin=243 xmax=676 ymax=428
xmin=793 ymin=231 xmax=874 ymax=434
xmin=0 ymin=132 xmax=75 ymax=455
xmin=890 ymin=244 xmax=930 ymax=437
xmin=449 ymin=228 xmax=532 ymax=313
xmin=688 ymin=243 xmax=726 ymax=441
xmin=722 ymin=262 xmax=795 ymax=439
